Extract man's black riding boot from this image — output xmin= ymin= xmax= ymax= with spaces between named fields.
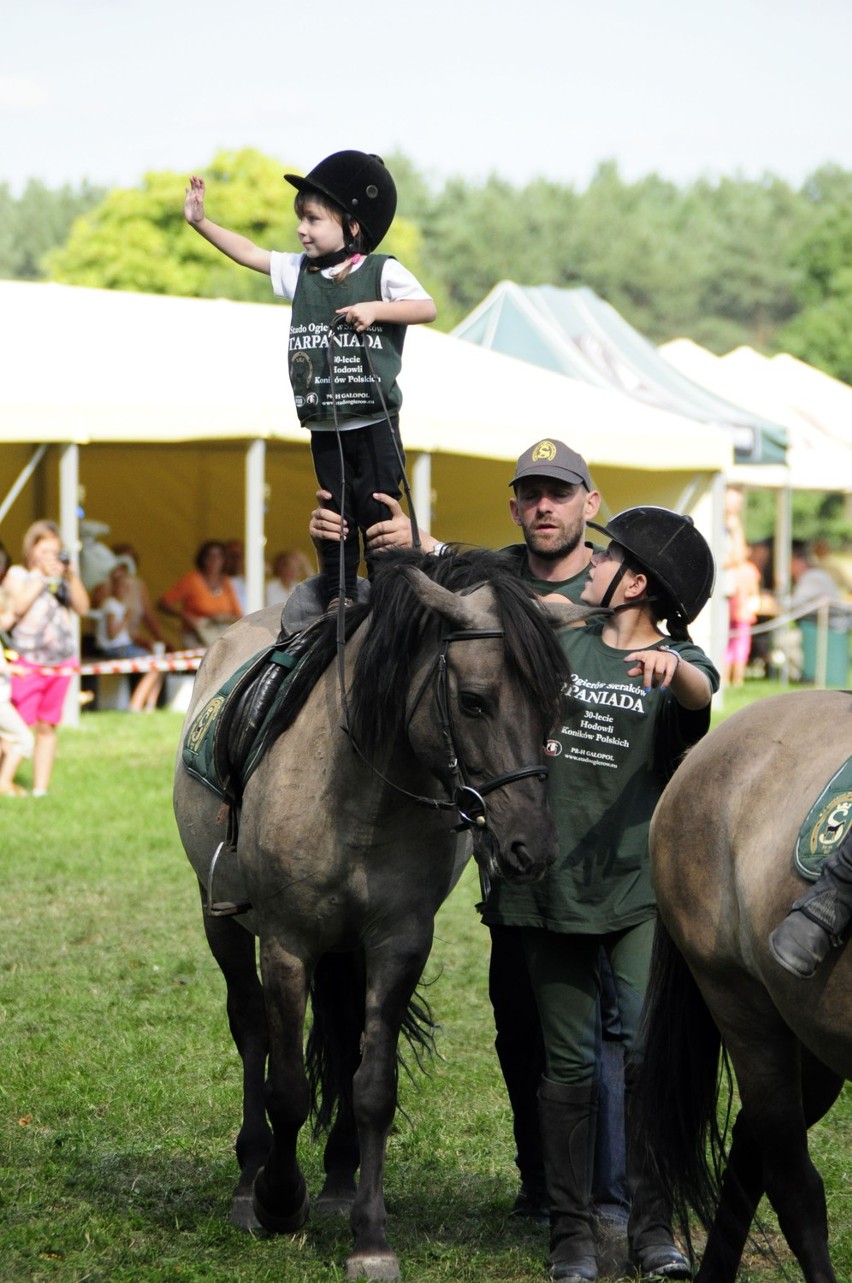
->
xmin=538 ymin=1078 xmax=599 ymax=1282
xmin=625 ymin=1067 xmax=692 ymax=1280
xmin=489 ymin=925 xmax=549 ymax=1224
xmin=769 ymin=831 xmax=852 ymax=978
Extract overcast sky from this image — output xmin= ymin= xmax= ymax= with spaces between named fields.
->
xmin=5 ymin=0 xmax=852 ymax=198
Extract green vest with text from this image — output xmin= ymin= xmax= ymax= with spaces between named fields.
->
xmin=289 ymin=255 xmax=405 ymax=425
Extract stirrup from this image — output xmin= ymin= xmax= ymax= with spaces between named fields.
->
xmin=205 ymin=840 xmax=252 ymax=917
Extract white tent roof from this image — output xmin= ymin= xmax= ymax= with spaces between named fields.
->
xmin=453 ymin=280 xmax=785 ymax=464
xmin=660 ymin=338 xmax=852 ymax=492
xmin=1 ymin=281 xmax=729 ymax=474
xmin=728 ymin=348 xmax=852 ymax=446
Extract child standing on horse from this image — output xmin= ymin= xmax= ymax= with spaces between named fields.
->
xmin=184 ymin=150 xmax=436 ymax=609
xmin=482 ymin=506 xmax=719 ymax=1283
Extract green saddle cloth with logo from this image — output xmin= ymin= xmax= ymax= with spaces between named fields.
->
xmin=182 ymin=637 xmax=306 ymax=805
xmin=796 ymin=757 xmax=852 ymax=880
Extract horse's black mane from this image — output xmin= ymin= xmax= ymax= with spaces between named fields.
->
xmin=273 ymin=547 xmax=570 ymax=753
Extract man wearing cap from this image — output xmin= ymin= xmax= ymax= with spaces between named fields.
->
xmin=308 ymin=440 xmax=630 ymax=1240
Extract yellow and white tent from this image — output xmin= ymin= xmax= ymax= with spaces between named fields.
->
xmin=1 ymin=282 xmax=730 ymax=640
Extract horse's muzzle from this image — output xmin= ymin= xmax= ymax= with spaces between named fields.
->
xmin=474 ymin=828 xmax=555 ymax=884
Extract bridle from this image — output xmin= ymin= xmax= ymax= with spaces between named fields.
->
xmin=206 ymin=621 xmax=550 ymax=917
xmin=343 ymin=626 xmax=549 ymax=836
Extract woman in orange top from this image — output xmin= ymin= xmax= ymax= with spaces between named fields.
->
xmin=158 ymin=540 xmax=242 ymax=648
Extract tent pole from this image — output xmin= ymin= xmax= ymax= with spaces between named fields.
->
xmin=59 ymin=443 xmax=81 ymax=729
xmin=245 ymin=439 xmax=266 ymax=615
xmin=412 ymin=452 xmax=432 ymax=535
xmin=710 ymin=470 xmax=728 ymax=708
xmin=0 ymin=443 xmax=47 ymax=525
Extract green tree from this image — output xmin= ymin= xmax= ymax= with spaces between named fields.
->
xmin=22 ymin=151 xmax=852 ymax=361
xmin=746 ymin=488 xmax=852 ymax=549
xmin=43 ymin=147 xmax=442 ymax=316
xmin=776 ymin=165 xmax=852 ymax=380
xmin=44 ymin=149 xmax=297 ymax=298
xmin=0 ymin=179 xmax=104 ymax=279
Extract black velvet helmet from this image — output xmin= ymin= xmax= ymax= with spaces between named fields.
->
xmin=587 ymin=506 xmax=716 ymax=624
xmin=284 ymin=151 xmax=397 ymax=250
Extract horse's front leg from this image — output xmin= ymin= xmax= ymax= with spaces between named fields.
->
xmin=346 ymin=937 xmax=432 ymax=1283
xmin=200 ymin=888 xmax=271 ymax=1230
xmin=251 ymin=939 xmax=312 ymax=1234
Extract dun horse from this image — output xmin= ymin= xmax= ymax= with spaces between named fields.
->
xmin=636 ymin=689 xmax=852 ymax=1283
xmin=174 ymin=548 xmax=584 ymax=1281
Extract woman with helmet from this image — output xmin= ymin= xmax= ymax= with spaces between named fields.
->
xmin=184 ymin=150 xmax=436 ymax=607
xmin=481 ymin=505 xmax=719 ymax=1283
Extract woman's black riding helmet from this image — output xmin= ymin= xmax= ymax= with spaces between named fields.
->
xmin=587 ymin=506 xmax=716 ymax=625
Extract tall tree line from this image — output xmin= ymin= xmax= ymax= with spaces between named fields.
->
xmin=2 ymin=150 xmax=851 ymax=380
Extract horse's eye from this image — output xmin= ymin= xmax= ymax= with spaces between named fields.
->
xmin=459 ymin=692 xmax=485 ymax=717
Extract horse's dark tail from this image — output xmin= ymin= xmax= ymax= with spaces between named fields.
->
xmin=306 ymin=952 xmax=437 ymax=1137
xmin=633 ymin=919 xmax=732 ymax=1254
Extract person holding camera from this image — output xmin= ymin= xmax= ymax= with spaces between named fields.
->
xmin=4 ymin=520 xmax=89 ymax=796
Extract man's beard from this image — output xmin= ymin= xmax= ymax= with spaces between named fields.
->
xmin=523 ymin=523 xmax=584 ymax=562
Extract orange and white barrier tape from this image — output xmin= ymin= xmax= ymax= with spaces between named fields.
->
xmin=80 ymin=649 xmax=205 ymax=676
xmin=3 ymin=648 xmax=206 ymax=678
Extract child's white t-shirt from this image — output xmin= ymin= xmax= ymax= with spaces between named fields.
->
xmin=269 ymin=253 xmax=431 ymax=303
xmin=96 ymin=597 xmax=133 ymax=651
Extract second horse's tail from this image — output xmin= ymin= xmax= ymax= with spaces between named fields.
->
xmin=633 ymin=919 xmax=730 ymax=1250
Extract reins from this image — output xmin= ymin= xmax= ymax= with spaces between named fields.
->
xmin=325 ymin=309 xmax=422 ymax=700
xmin=321 ymin=309 xmax=548 ymax=834
xmin=339 ymin=624 xmax=549 ymax=835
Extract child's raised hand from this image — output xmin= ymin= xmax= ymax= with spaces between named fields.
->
xmin=184 ymin=175 xmax=206 ymax=224
xmin=336 ymin=302 xmax=378 ymax=333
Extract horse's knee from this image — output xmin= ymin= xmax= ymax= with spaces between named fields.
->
xmin=264 ymin=1068 xmax=311 ymax=1134
xmin=352 ymin=1059 xmax=397 ymax=1136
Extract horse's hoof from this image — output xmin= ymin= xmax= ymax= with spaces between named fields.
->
xmin=345 ymin=1252 xmax=400 ymax=1281
xmin=314 ymin=1189 xmax=356 ymax=1217
xmin=231 ymin=1191 xmax=265 ymax=1233
xmin=251 ymin=1167 xmax=310 ymax=1235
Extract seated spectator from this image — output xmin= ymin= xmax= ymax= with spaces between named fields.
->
xmin=96 ymin=558 xmax=164 ymax=713
xmin=158 ymin=540 xmax=242 ymax=648
xmin=224 ymin=539 xmax=248 ymax=614
xmin=791 ymin=540 xmax=846 ymax=626
xmin=812 ymin=538 xmax=852 ymax=594
xmin=0 ymin=587 xmax=35 ymax=795
xmin=265 ymin=549 xmax=314 ymax=608
xmin=109 ymin=542 xmax=169 ymax=651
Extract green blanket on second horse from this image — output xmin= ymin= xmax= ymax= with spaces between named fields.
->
xmin=796 ymin=756 xmax=852 ymax=880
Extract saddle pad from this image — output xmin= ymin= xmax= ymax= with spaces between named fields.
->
xmin=182 ymin=641 xmax=300 ymax=800
xmin=796 ymin=756 xmax=852 ymax=880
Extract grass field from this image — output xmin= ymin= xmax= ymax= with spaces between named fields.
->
xmin=1 ymin=682 xmax=849 ymax=1282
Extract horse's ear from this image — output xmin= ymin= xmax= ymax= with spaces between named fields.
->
xmin=402 ymin=567 xmax=490 ymax=630
xmin=541 ymin=600 xmax=610 ymax=628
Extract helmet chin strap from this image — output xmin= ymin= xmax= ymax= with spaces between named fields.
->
xmin=599 ymin=561 xmax=629 ymax=610
xmin=306 ymin=218 xmax=363 ymax=271
xmin=306 ymin=246 xmax=352 ymax=272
